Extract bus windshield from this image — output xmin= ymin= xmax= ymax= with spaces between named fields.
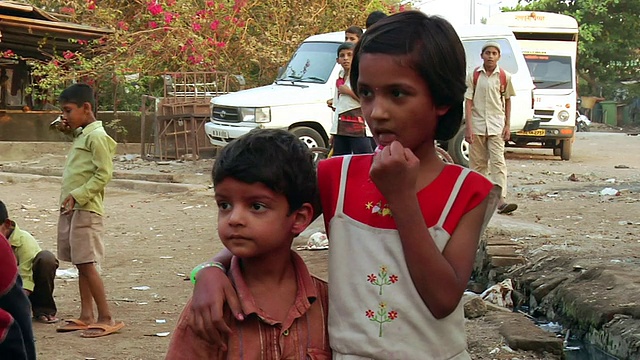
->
xmin=525 ymin=54 xmax=573 ymax=89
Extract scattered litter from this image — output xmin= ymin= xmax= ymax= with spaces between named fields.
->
xmin=56 ymin=268 xmax=79 ymax=279
xmin=614 ymin=164 xmax=630 ymax=169
xmin=489 ymin=347 xmax=500 ymax=354
xmin=610 ymin=259 xmax=622 ymax=263
xmin=145 ymin=332 xmax=171 ymax=337
xmin=182 ymin=206 xmax=194 ymax=210
xmin=567 ymin=173 xmax=579 ymax=182
xmin=538 ymin=321 xmax=563 ymax=333
xmin=21 ymin=204 xmax=36 ymax=210
xmin=176 ymin=273 xmax=186 ymax=277
xmin=605 ymin=178 xmax=616 ymax=183
xmin=137 ymin=302 xmax=148 ymax=305
xmin=156 ymin=161 xmax=171 ymax=165
xmin=547 ymin=191 xmax=559 ymax=198
xmin=111 ymin=298 xmax=136 ymax=303
xmin=297 ymin=232 xmax=329 ymax=251
xmin=600 ymin=187 xmax=620 ymax=196
xmin=155 ymin=319 xmax=167 ymax=324
xmin=573 ymin=265 xmax=584 ymax=272
xmin=500 ymin=345 xmax=515 ymax=353
xmin=159 ymin=256 xmax=173 ymax=259
xmin=481 ymin=279 xmax=514 ymax=309
xmin=618 ymin=220 xmax=633 ymax=225
xmin=132 ymin=286 xmax=151 ymax=291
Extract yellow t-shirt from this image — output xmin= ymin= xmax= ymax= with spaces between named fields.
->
xmin=8 ymin=224 xmax=42 ymax=292
xmin=60 ymin=121 xmax=116 ymax=216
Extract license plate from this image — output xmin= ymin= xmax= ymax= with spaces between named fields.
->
xmin=210 ymin=129 xmax=229 ymax=138
xmin=516 ymin=129 xmax=546 ymax=136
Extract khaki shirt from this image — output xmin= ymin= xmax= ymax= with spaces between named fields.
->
xmin=60 ymin=121 xmax=116 ymax=216
xmin=465 ymin=65 xmax=516 ymax=136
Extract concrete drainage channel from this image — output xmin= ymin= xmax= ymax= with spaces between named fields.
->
xmin=481 ymin=252 xmax=640 ymax=360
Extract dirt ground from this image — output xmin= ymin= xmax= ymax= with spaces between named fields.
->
xmin=0 ymin=129 xmax=639 ymax=359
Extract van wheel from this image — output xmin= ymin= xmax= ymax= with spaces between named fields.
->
xmin=290 ymin=126 xmax=326 ymax=149
xmin=447 ymin=127 xmax=470 ymax=167
xmin=553 ymin=148 xmax=561 ymax=156
xmin=560 ymin=139 xmax=572 ymax=160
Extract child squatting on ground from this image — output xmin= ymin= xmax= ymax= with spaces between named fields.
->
xmin=54 ymin=83 xmax=125 ymax=338
xmin=165 ymin=129 xmax=330 ymax=359
xmin=186 ymin=11 xmax=500 ymax=359
xmin=0 ymin=201 xmax=60 ymax=324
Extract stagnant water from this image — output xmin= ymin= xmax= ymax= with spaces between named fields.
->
xmin=537 ymin=321 xmax=619 ymax=360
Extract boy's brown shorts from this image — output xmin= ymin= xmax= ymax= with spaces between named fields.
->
xmin=57 ymin=210 xmax=105 ymax=265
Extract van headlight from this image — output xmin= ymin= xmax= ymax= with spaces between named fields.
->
xmin=239 ymin=107 xmax=271 ymax=123
xmin=558 ymin=110 xmax=570 ymax=122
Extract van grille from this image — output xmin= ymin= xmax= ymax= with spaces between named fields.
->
xmin=534 ymin=109 xmax=554 ymax=122
xmin=212 ymin=106 xmax=240 ymax=123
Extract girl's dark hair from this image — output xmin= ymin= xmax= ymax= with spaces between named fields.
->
xmin=212 ymin=129 xmax=317 ymax=213
xmin=350 ymin=11 xmax=467 ymax=141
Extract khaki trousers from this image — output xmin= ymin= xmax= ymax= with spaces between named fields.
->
xmin=469 ymin=135 xmax=508 ymax=198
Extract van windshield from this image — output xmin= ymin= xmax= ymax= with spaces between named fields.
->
xmin=525 ymin=54 xmax=573 ymax=89
xmin=277 ymin=42 xmax=340 ymax=84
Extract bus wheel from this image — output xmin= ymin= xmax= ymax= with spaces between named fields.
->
xmin=447 ymin=127 xmax=469 ymax=167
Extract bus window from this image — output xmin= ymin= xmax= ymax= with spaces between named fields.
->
xmin=462 ymin=39 xmax=518 ymax=75
xmin=525 ymin=55 xmax=573 ymax=89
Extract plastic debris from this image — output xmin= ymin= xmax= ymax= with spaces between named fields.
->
xmin=297 ymin=232 xmax=329 ymax=251
xmin=56 ymin=268 xmax=79 ymax=279
xmin=132 ymin=286 xmax=151 ymax=291
xmin=600 ymin=187 xmax=620 ymax=196
xmin=481 ymin=279 xmax=514 ymax=309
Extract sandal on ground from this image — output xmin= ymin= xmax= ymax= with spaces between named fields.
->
xmin=56 ymin=319 xmax=90 ymax=332
xmin=33 ymin=314 xmax=60 ymax=324
xmin=497 ymin=203 xmax=518 ymax=215
xmin=81 ymin=321 xmax=125 ymax=338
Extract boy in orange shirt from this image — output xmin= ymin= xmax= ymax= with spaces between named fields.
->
xmin=166 ymin=129 xmax=330 ymax=359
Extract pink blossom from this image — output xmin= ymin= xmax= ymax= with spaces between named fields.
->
xmin=216 ymin=41 xmax=226 ymax=48
xmin=117 ymin=21 xmax=129 ymax=31
xmin=60 ymin=7 xmax=75 ymax=14
xmin=206 ymin=1 xmax=215 ymax=7
xmin=63 ymin=51 xmax=75 ymax=59
xmin=77 ymin=39 xmax=88 ymax=45
xmin=180 ymin=45 xmax=188 ymax=52
xmin=87 ymin=0 xmax=96 ymax=11
xmin=209 ymin=20 xmax=220 ymax=31
xmin=195 ymin=9 xmax=206 ymax=18
xmin=148 ymin=21 xmax=159 ymax=29
xmin=237 ymin=20 xmax=246 ymax=28
xmin=164 ymin=12 xmax=175 ymax=24
xmin=166 ymin=0 xmax=176 ymax=6
xmin=147 ymin=1 xmax=163 ymax=16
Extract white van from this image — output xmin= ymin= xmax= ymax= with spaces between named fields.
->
xmin=204 ymin=24 xmax=536 ymax=166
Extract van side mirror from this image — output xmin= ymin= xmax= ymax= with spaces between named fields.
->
xmin=277 ymin=66 xmax=285 ymax=78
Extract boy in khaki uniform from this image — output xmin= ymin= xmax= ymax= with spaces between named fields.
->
xmin=464 ymin=41 xmax=518 ymax=214
xmin=55 ymin=83 xmax=124 ymax=337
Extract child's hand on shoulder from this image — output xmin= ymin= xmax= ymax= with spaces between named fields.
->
xmin=370 ymin=141 xmax=420 ymax=199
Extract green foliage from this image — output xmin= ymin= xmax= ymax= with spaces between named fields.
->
xmin=19 ymin=0 xmax=404 ymax=111
xmin=509 ymin=0 xmax=640 ymax=97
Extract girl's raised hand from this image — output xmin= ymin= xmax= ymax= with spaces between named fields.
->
xmin=370 ymin=141 xmax=420 ymax=199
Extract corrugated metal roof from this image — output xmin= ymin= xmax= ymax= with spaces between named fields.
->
xmin=0 ymin=1 xmax=112 ymax=59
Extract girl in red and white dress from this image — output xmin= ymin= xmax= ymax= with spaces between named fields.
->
xmin=187 ymin=11 xmax=500 ymax=360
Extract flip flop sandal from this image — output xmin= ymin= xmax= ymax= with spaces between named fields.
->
xmin=34 ymin=314 xmax=60 ymax=324
xmin=81 ymin=321 xmax=125 ymax=338
xmin=56 ymin=319 xmax=90 ymax=332
xmin=497 ymin=203 xmax=518 ymax=215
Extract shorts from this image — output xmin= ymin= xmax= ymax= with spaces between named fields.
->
xmin=57 ymin=210 xmax=105 ymax=265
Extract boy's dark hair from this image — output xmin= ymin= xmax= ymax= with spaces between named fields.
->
xmin=366 ymin=11 xmax=388 ymax=28
xmin=345 ymin=25 xmax=363 ymax=38
xmin=350 ymin=11 xmax=466 ymax=141
xmin=0 ymin=201 xmax=8 ymax=223
xmin=212 ymin=129 xmax=317 ymax=213
xmin=337 ymin=41 xmax=356 ymax=57
xmin=59 ymin=83 xmax=95 ymax=110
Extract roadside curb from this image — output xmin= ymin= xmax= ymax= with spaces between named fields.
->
xmin=0 ymin=172 xmax=207 ymax=193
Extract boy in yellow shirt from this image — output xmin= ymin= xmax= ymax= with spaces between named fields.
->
xmin=0 ymin=201 xmax=59 ymax=324
xmin=55 ymin=83 xmax=124 ymax=337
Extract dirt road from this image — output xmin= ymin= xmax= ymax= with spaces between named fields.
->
xmin=0 ymin=131 xmax=638 ymax=359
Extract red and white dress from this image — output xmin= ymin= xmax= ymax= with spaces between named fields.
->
xmin=318 ymin=154 xmax=496 ymax=360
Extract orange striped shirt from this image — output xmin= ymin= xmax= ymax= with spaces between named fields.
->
xmin=166 ymin=252 xmax=330 ymax=360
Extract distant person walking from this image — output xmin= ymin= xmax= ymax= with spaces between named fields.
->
xmin=465 ymin=41 xmax=518 ymax=214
